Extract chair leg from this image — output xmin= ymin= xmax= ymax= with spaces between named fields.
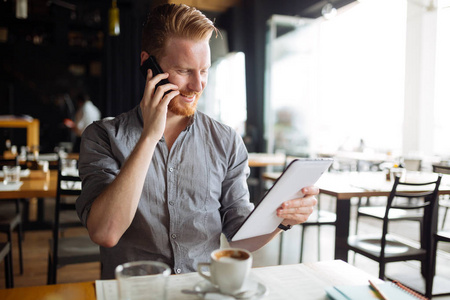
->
xmin=317 ymin=226 xmax=321 ymax=261
xmin=352 ymin=217 xmax=360 ymax=265
xmin=379 ymin=262 xmax=386 ymax=280
xmin=442 ymin=207 xmax=448 ymax=230
xmin=299 ymin=226 xmax=306 ymax=263
xmin=278 ymin=232 xmax=284 ymax=265
xmin=47 ymin=253 xmax=53 ymax=285
xmin=426 ymin=239 xmax=439 ymax=299
xmin=6 ymin=231 xmax=15 ymax=276
xmin=355 ymin=214 xmax=360 ymax=235
xmin=5 ymin=245 xmax=14 ymax=288
xmin=17 ymin=225 xmax=23 ymax=275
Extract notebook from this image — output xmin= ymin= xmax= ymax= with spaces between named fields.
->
xmin=325 ymin=281 xmax=429 ymax=300
xmin=231 ymin=158 xmax=333 ymax=241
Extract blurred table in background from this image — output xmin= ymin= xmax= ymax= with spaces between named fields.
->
xmin=263 ymin=171 xmax=450 ymax=263
xmin=0 ymin=170 xmax=57 ymax=230
xmin=318 ymin=150 xmax=397 ymax=172
xmin=247 ymin=153 xmax=286 ymax=204
xmin=248 ymin=152 xmax=286 ymax=167
xmin=0 ymin=116 xmax=40 ymax=151
xmin=433 ymin=163 xmax=450 ymax=175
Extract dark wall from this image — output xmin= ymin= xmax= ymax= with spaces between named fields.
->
xmin=0 ymin=0 xmax=108 ymax=152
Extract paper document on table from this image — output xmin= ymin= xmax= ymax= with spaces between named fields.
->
xmin=249 ymin=264 xmax=330 ymax=299
xmin=96 ymin=280 xmax=118 ymax=300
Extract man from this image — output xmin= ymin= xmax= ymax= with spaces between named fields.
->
xmin=76 ymin=3 xmax=318 ymax=279
xmin=64 ymin=93 xmax=101 ymax=152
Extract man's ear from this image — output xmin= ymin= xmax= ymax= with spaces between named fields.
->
xmin=140 ymin=51 xmax=150 ymax=66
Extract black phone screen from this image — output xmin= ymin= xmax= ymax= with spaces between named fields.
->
xmin=140 ymin=56 xmax=170 ymax=90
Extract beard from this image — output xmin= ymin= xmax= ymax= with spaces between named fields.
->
xmin=168 ymin=91 xmax=201 ymax=117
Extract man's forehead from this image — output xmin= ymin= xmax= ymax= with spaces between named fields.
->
xmin=162 ymin=37 xmax=211 ymax=65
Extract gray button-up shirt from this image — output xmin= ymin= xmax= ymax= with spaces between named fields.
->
xmin=76 ymin=106 xmax=253 ymax=279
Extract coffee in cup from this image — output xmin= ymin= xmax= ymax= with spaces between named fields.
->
xmin=197 ymin=248 xmax=252 ymax=295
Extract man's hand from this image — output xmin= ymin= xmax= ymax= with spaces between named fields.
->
xmin=63 ymin=118 xmax=75 ymax=129
xmin=276 ymin=186 xmax=319 ymax=226
xmin=140 ymin=69 xmax=179 ymax=143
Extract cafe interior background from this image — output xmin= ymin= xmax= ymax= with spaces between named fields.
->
xmin=1 ymin=0 xmax=450 ymax=295
xmin=2 ymin=0 xmax=450 ymax=164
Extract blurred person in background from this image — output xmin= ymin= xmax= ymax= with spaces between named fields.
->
xmin=64 ymin=93 xmax=101 ymax=152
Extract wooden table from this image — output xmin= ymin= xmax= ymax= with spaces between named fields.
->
xmin=0 ymin=281 xmax=95 ymax=300
xmin=1 ymin=170 xmax=57 ymax=230
xmin=318 ymin=150 xmax=397 ymax=171
xmin=0 ymin=260 xmax=381 ymax=300
xmin=433 ymin=163 xmax=450 ymax=175
xmin=247 ymin=152 xmax=286 ymax=167
xmin=247 ymin=153 xmax=286 ymax=204
xmin=0 ymin=170 xmax=57 ymax=200
xmin=263 ymin=171 xmax=450 ymax=262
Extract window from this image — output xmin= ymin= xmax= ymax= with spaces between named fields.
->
xmin=266 ymin=0 xmax=407 ymax=157
xmin=266 ymin=0 xmax=450 ymax=159
xmin=200 ymin=52 xmax=247 ymax=136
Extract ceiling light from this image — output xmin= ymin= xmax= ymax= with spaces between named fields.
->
xmin=109 ymin=0 xmax=120 ymax=36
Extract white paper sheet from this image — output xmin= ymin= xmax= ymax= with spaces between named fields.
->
xmin=0 ymin=181 xmax=24 ymax=191
xmin=95 ymin=264 xmax=332 ymax=300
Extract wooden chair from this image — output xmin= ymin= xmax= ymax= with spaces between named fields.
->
xmin=439 ymin=199 xmax=450 ymax=230
xmin=429 ymin=231 xmax=450 ymax=297
xmin=432 ymin=164 xmax=450 ymax=230
xmin=278 ymin=193 xmax=336 ymax=264
xmin=354 ymin=164 xmax=425 ymax=236
xmin=0 ymin=158 xmax=24 ymax=275
xmin=0 ymin=242 xmax=13 ymax=288
xmin=47 ymin=163 xmax=100 ymax=284
xmin=348 ymin=175 xmax=442 ymax=299
xmin=276 ymin=156 xmax=336 ymax=264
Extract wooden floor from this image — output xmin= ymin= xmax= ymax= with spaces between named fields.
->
xmin=0 ymin=228 xmax=100 ymax=288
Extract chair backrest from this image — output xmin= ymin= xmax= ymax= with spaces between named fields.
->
xmin=51 ymin=160 xmax=83 ymax=259
xmin=380 ymin=174 xmax=442 ymax=257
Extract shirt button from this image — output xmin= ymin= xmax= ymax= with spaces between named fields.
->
xmin=169 ymin=201 xmax=175 ymax=206
xmin=169 ymin=167 xmax=174 ymax=172
xmin=176 ymin=269 xmax=181 ymax=274
xmin=171 ymin=234 xmax=177 ymax=239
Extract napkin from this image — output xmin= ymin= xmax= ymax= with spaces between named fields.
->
xmin=0 ymin=181 xmax=24 ymax=191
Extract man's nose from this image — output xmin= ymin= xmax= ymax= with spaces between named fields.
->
xmin=188 ymin=72 xmax=204 ymax=92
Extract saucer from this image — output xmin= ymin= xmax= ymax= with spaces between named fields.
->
xmin=193 ymin=278 xmax=268 ymax=299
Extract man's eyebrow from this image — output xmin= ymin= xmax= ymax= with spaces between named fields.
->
xmin=173 ymin=65 xmax=211 ymax=70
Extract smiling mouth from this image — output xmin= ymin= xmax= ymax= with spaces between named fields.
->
xmin=180 ymin=92 xmax=197 ymax=101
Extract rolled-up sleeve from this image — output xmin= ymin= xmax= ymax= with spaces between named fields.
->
xmin=76 ymin=121 xmax=120 ymax=227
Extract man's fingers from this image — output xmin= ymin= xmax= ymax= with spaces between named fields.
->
xmin=280 ymin=196 xmax=317 ymax=210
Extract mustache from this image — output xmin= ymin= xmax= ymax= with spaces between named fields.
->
xmin=179 ymin=90 xmax=200 ymax=98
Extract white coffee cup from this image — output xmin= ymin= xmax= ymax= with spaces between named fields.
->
xmin=197 ymin=248 xmax=252 ymax=295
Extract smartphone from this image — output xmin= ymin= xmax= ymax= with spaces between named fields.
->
xmin=140 ymin=56 xmax=171 ymax=91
